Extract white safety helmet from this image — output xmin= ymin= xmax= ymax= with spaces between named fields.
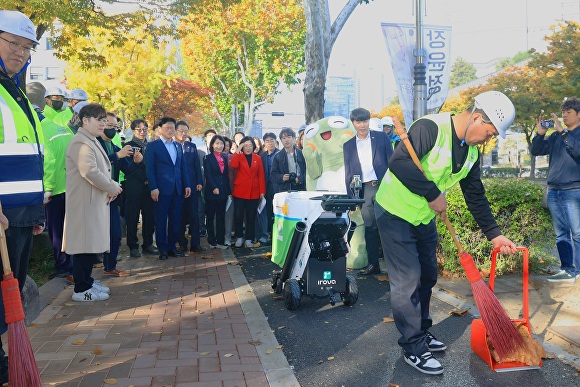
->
xmin=44 ymin=86 xmax=66 ymax=98
xmin=369 ymin=117 xmax=382 ymax=131
xmin=381 ymin=116 xmax=394 ymax=127
xmin=69 ymin=89 xmax=88 ymax=101
xmin=0 ymin=10 xmax=39 ymax=45
xmin=73 ymin=101 xmax=89 ymax=114
xmin=474 ymin=91 xmax=515 ymax=139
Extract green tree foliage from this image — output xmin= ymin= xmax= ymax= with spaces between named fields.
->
xmin=64 ymin=24 xmax=176 ymax=122
xmin=495 ymin=49 xmax=534 ymax=71
xmin=437 ymin=179 xmax=555 ymax=275
xmin=449 ymin=57 xmax=477 ymax=88
xmin=179 ymin=0 xmax=306 ymax=133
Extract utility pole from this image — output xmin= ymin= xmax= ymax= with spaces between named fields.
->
xmin=413 ymin=0 xmax=427 ymax=121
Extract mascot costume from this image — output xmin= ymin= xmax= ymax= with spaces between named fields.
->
xmin=301 ymin=116 xmax=368 ymax=269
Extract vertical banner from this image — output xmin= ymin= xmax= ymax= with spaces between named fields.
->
xmin=381 ymin=23 xmax=452 ymax=129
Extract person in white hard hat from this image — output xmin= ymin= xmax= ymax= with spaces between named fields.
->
xmin=381 ymin=116 xmax=401 ymax=149
xmin=43 ymin=86 xmax=67 ymax=120
xmin=0 ymin=10 xmax=44 ymax=385
xmin=373 ymin=91 xmax=518 ymax=375
xmin=53 ymin=88 xmax=88 ymax=127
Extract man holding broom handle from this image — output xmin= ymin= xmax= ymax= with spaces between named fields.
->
xmin=374 ymin=91 xmax=518 ymax=375
xmin=0 ymin=10 xmax=45 ymax=385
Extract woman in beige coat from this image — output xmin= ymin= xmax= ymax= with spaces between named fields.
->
xmin=64 ymin=103 xmax=122 ymax=302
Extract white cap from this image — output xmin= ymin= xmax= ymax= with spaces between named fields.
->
xmin=69 ymin=89 xmax=88 ymax=101
xmin=474 ymin=91 xmax=515 ymax=139
xmin=0 ymin=11 xmax=39 ymax=44
xmin=369 ymin=117 xmax=382 ymax=131
xmin=73 ymin=101 xmax=89 ymax=114
xmin=381 ymin=116 xmax=394 ymax=127
xmin=44 ymin=86 xmax=66 ymax=98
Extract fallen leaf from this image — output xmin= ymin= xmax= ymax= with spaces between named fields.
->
xmin=376 ymin=275 xmax=389 ymax=281
xmin=318 ymin=360 xmax=324 ymax=364
xmin=266 ymin=349 xmax=273 ymax=354
xmin=150 ymin=331 xmax=162 ymax=334
xmin=92 ymin=349 xmax=102 ymax=355
xmin=29 ymin=323 xmax=37 ymax=327
xmin=200 ymin=352 xmax=210 ymax=356
xmin=72 ymin=339 xmax=84 ymax=345
xmin=277 ymin=326 xmax=286 ymax=330
xmin=327 ymin=356 xmax=335 ymax=361
xmin=276 ymin=345 xmax=283 ymax=349
xmin=248 ymin=340 xmax=262 ymax=346
xmin=273 ymin=296 xmax=283 ymax=300
xmin=389 ymin=383 xmax=400 ymax=387
xmin=103 ymin=378 xmax=117 ymax=384
xmin=264 ymin=252 xmax=272 ymax=258
xmin=223 ymin=353 xmax=233 ymax=357
xmin=382 ymin=317 xmax=394 ymax=323
xmin=544 ymin=352 xmax=556 ymax=359
xmin=449 ymin=308 xmax=470 ymax=316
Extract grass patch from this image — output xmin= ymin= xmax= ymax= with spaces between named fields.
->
xmin=28 ymin=245 xmax=54 ymax=287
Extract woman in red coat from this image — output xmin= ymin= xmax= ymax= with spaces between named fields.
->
xmin=230 ymin=136 xmax=266 ymax=248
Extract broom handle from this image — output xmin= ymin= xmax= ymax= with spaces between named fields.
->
xmin=394 ymin=120 xmax=465 ymax=254
xmin=0 ymin=201 xmax=13 ymax=276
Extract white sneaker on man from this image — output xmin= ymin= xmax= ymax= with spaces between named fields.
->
xmin=244 ymin=240 xmax=254 ymax=248
xmin=92 ymin=280 xmax=110 ymax=294
xmin=72 ymin=287 xmax=109 ymax=302
xmin=235 ymin=238 xmax=244 ymax=247
xmin=404 ymin=351 xmax=443 ymax=375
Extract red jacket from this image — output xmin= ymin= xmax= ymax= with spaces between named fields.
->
xmin=230 ymin=152 xmax=266 ymax=199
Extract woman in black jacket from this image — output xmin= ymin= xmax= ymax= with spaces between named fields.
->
xmin=204 ymin=135 xmax=231 ymax=249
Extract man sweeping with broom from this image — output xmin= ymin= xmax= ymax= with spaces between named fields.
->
xmin=0 ymin=10 xmax=45 ymax=386
xmin=374 ymin=91 xmax=518 ymax=375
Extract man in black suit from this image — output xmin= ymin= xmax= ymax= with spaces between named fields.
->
xmin=174 ymin=121 xmax=205 ymax=253
xmin=145 ymin=117 xmax=191 ymax=260
xmin=124 ymin=119 xmax=158 ymax=258
xmin=343 ymin=108 xmax=393 ymax=275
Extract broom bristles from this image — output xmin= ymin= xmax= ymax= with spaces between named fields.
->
xmin=8 ymin=319 xmax=42 ymax=387
xmin=470 ymin=280 xmax=525 ymax=360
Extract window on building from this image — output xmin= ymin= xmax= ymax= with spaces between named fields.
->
xmin=29 ymin=67 xmax=44 ymax=80
xmin=46 ymin=67 xmax=63 ymax=80
xmin=45 ymin=38 xmax=53 ymax=50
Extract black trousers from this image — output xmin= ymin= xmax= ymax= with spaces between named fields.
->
xmin=4 ymin=225 xmax=33 ymax=291
xmin=125 ymin=191 xmax=155 ymax=250
xmin=72 ymin=253 xmax=98 ymax=293
xmin=234 ymin=197 xmax=259 ymax=241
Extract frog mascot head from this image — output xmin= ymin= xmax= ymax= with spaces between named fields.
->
xmin=302 ymin=116 xmax=355 ymax=192
xmin=301 ymin=116 xmax=367 ymax=269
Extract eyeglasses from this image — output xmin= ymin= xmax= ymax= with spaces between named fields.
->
xmin=134 ymin=128 xmax=148 ymax=132
xmin=0 ymin=36 xmax=35 ymax=53
xmin=91 ymin=117 xmax=108 ymax=124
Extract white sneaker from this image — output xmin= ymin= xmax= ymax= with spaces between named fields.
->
xmin=244 ymin=240 xmax=254 ymax=248
xmin=404 ymin=351 xmax=443 ymax=375
xmin=235 ymin=238 xmax=243 ymax=247
xmin=92 ymin=280 xmax=110 ymax=293
xmin=72 ymin=288 xmax=109 ymax=302
xmin=546 ymin=269 xmax=576 ymax=283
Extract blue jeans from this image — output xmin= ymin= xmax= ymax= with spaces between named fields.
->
xmin=547 ymin=188 xmax=580 ymax=275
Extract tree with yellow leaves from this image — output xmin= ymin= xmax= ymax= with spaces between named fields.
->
xmin=64 ymin=23 xmax=176 ymax=123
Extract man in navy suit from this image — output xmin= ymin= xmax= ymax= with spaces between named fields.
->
xmin=145 ymin=117 xmax=191 ymax=260
xmin=344 ymin=108 xmax=393 ymax=275
xmin=174 ymin=120 xmax=205 ymax=253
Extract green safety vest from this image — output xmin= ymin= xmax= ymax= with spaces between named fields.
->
xmin=52 ymin=107 xmax=74 ymax=127
xmin=376 ymin=113 xmax=479 ymax=225
xmin=0 ymin=85 xmax=44 ymax=208
xmin=42 ymin=118 xmax=73 ymax=195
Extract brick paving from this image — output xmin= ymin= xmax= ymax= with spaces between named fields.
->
xmin=29 ymin=245 xmax=271 ymax=387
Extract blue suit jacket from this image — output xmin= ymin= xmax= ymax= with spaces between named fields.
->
xmin=183 ymin=141 xmax=203 ymax=188
xmin=145 ymin=139 xmax=191 ymax=196
xmin=343 ymin=131 xmax=393 ymax=198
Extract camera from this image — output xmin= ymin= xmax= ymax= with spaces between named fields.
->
xmin=288 ymin=172 xmax=297 ymax=180
xmin=131 ymin=147 xmax=140 ymax=154
xmin=540 ymin=119 xmax=554 ymax=129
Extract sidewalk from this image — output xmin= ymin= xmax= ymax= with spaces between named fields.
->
xmin=29 ymin=242 xmax=298 ymax=387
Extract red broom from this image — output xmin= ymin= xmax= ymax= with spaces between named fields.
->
xmin=393 ymin=118 xmax=524 ymax=360
xmin=0 ymin=203 xmax=42 ymax=387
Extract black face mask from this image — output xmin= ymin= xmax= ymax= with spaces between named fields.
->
xmin=51 ymin=100 xmax=63 ymax=111
xmin=104 ymin=128 xmax=117 ymax=139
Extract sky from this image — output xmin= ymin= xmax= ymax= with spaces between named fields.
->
xmin=327 ymin=0 xmax=579 ymax=110
xmin=98 ymin=0 xmax=580 ymax=119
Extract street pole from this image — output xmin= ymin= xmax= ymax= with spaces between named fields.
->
xmin=413 ymin=0 xmax=427 ymax=121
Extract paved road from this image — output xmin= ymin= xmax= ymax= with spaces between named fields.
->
xmin=234 ymin=244 xmax=580 ymax=387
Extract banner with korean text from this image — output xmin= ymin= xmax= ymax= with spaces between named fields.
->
xmin=381 ymin=23 xmax=452 ymax=129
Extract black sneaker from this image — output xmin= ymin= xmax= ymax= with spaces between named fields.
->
xmin=426 ymin=332 xmax=447 ymax=352
xmin=404 ymin=351 xmax=444 ymax=375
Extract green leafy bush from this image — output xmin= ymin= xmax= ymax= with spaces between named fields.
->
xmin=436 ymin=178 xmax=556 ymax=275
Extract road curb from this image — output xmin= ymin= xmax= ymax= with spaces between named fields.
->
xmin=222 ymin=248 xmax=301 ymax=387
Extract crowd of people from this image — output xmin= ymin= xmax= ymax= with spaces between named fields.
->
xmin=1 ymin=10 xmax=579 ymax=380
